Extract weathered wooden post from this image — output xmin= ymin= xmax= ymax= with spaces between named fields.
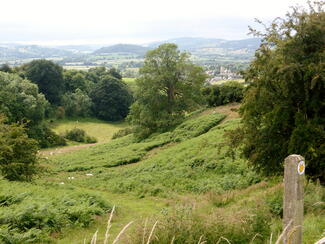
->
xmin=283 ymin=154 xmax=305 ymax=244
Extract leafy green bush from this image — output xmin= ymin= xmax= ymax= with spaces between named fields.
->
xmin=202 ymin=81 xmax=244 ymax=107
xmin=64 ymin=128 xmax=97 ymax=143
xmin=0 ymin=116 xmax=38 ymax=181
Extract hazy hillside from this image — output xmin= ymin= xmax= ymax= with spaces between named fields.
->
xmin=0 ymin=44 xmax=74 ymax=59
xmin=93 ymin=44 xmax=149 ymax=56
xmin=148 ymin=37 xmax=261 ymax=52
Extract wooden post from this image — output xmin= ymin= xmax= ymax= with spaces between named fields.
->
xmin=283 ymin=154 xmax=305 ymax=244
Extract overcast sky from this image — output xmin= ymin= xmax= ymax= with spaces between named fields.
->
xmin=0 ymin=0 xmax=308 ymax=46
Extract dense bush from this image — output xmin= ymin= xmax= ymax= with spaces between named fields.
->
xmin=0 ymin=116 xmax=38 ymax=181
xmin=202 ymin=81 xmax=245 ymax=107
xmin=27 ymin=123 xmax=66 ymax=148
xmin=0 ymin=180 xmax=112 ymax=243
xmin=64 ymin=128 xmax=97 ymax=143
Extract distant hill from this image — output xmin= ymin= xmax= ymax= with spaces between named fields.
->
xmin=0 ymin=44 xmax=74 ymax=59
xmin=148 ymin=37 xmax=261 ymax=52
xmin=93 ymin=44 xmax=149 ymax=56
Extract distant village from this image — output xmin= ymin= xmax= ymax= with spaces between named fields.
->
xmin=206 ymin=66 xmax=243 ymax=84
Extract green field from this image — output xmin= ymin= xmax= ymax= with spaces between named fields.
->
xmin=51 ymin=117 xmax=128 ymax=144
xmin=1 ymin=106 xmax=324 ymax=243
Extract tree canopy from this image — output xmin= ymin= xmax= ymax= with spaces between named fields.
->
xmin=90 ymin=75 xmax=133 ymax=121
xmin=23 ymin=59 xmax=64 ymax=105
xmin=0 ymin=71 xmax=48 ymax=126
xmin=128 ymin=43 xmax=207 ymax=138
xmin=232 ymin=2 xmax=324 ymax=181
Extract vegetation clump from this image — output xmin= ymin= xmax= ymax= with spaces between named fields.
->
xmin=202 ymin=81 xmax=245 ymax=107
xmin=64 ymin=128 xmax=97 ymax=143
xmin=0 ymin=180 xmax=112 ymax=243
xmin=0 ymin=115 xmax=38 ymax=181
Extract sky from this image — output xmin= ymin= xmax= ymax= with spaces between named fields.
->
xmin=0 ymin=0 xmax=308 ymax=46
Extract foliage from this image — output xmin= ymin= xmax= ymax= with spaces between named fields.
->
xmin=63 ymin=128 xmax=97 ymax=143
xmin=0 ymin=71 xmax=48 ymax=126
xmin=86 ymin=67 xmax=123 ymax=84
xmin=90 ymin=75 xmax=133 ymax=121
xmin=112 ymin=127 xmax=133 ymax=139
xmin=230 ymin=2 xmax=325 ymax=181
xmin=0 ymin=116 xmax=38 ymax=181
xmin=202 ymin=81 xmax=245 ymax=107
xmin=0 ymin=64 xmax=13 ymax=73
xmin=0 ymin=180 xmax=112 ymax=243
xmin=27 ymin=123 xmax=66 ymax=148
xmin=61 ymin=89 xmax=93 ymax=117
xmin=128 ymin=43 xmax=207 ymax=138
xmin=63 ymin=69 xmax=92 ymax=93
xmin=22 ymin=59 xmax=64 ymax=105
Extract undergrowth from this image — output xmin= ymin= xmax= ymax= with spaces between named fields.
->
xmin=0 ymin=180 xmax=112 ymax=243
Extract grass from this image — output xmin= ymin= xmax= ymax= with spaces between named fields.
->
xmin=50 ymin=117 xmax=128 ymax=144
xmin=1 ymin=105 xmax=324 ymax=243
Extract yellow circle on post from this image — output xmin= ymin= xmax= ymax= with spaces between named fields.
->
xmin=297 ymin=161 xmax=305 ymax=175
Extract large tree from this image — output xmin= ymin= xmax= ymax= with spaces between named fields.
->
xmin=232 ymin=2 xmax=324 ymax=181
xmin=0 ymin=71 xmax=48 ymax=126
xmin=90 ymin=75 xmax=133 ymax=121
xmin=128 ymin=43 xmax=207 ymax=138
xmin=23 ymin=59 xmax=64 ymax=105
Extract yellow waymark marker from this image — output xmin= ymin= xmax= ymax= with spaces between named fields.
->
xmin=297 ymin=161 xmax=305 ymax=175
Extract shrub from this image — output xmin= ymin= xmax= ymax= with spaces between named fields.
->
xmin=112 ymin=127 xmax=133 ymax=139
xmin=0 ymin=181 xmax=112 ymax=243
xmin=27 ymin=123 xmax=66 ymax=148
xmin=0 ymin=116 xmax=38 ymax=181
xmin=202 ymin=81 xmax=245 ymax=107
xmin=64 ymin=128 xmax=97 ymax=143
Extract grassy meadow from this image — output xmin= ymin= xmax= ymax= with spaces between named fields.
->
xmin=0 ymin=105 xmax=324 ymax=243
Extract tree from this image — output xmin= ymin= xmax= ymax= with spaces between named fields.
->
xmin=90 ymin=75 xmax=133 ymax=121
xmin=0 ymin=64 xmax=13 ymax=73
xmin=0 ymin=71 xmax=66 ymax=148
xmin=0 ymin=115 xmax=38 ymax=181
xmin=23 ymin=59 xmax=64 ymax=105
xmin=61 ymin=88 xmax=93 ymax=117
xmin=0 ymin=71 xmax=48 ymax=126
xmin=128 ymin=43 xmax=207 ymax=138
xmin=230 ymin=2 xmax=325 ymax=181
xmin=63 ymin=69 xmax=92 ymax=93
